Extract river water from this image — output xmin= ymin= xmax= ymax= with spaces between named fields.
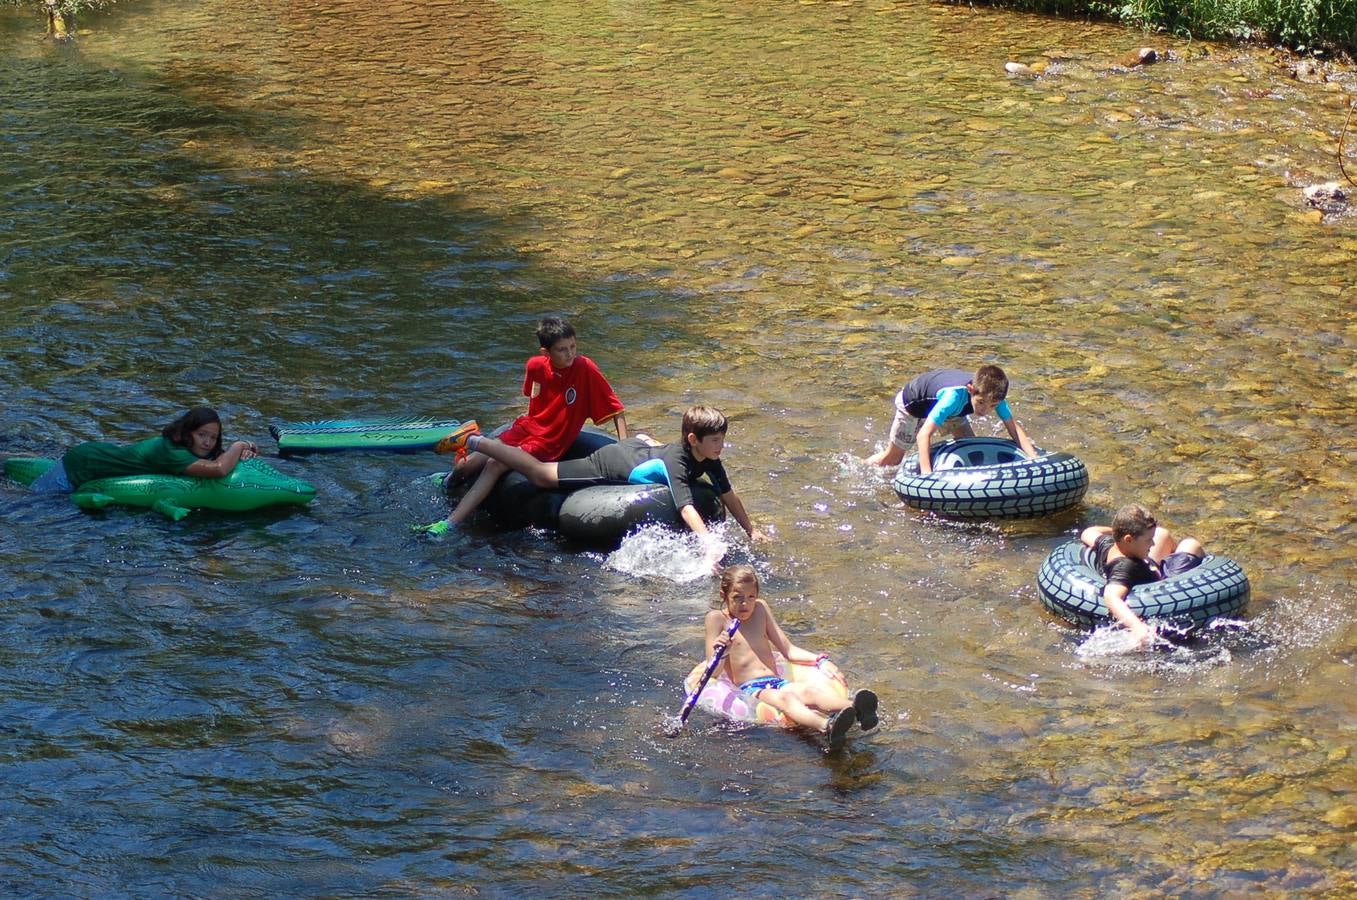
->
xmin=2 ymin=0 xmax=1355 ymax=894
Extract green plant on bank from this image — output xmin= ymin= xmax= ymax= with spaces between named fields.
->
xmin=3 ymin=0 xmax=119 ymax=40
xmin=953 ymin=0 xmax=1357 ymax=54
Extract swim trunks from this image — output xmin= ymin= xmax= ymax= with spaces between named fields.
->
xmin=739 ymin=676 xmax=788 ymax=695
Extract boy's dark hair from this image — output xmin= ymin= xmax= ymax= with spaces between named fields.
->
xmin=718 ymin=564 xmax=760 ymax=608
xmin=537 ymin=316 xmax=576 ymax=349
xmin=1111 ymin=504 xmax=1158 ymax=541
xmin=682 ymin=405 xmax=728 ymax=444
xmin=164 ymin=407 xmax=224 ymax=458
xmin=972 ymin=365 xmax=1010 ymax=402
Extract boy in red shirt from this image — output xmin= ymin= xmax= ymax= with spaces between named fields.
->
xmin=420 ymin=317 xmax=626 ymax=535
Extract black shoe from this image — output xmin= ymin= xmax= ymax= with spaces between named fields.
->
xmin=853 ymin=689 xmax=879 ymax=731
xmin=825 ymin=707 xmax=856 ymax=750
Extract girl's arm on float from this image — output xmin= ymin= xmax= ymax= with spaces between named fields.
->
xmin=185 ymin=440 xmax=256 ymax=478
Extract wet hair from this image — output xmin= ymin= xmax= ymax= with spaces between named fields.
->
xmin=682 ymin=405 xmax=728 ymax=444
xmin=971 ymin=365 xmax=1010 ymax=403
xmin=717 ymin=564 xmax=760 ymax=608
xmin=163 ymin=407 xmax=223 ymax=459
xmin=1111 ymin=504 xmax=1158 ymax=541
xmin=536 ymin=316 xmax=576 ymax=349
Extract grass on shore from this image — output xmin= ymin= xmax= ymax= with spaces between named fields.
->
xmin=948 ymin=0 xmax=1357 ymax=55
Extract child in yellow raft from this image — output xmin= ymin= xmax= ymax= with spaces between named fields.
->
xmin=706 ymin=565 xmax=878 ymax=750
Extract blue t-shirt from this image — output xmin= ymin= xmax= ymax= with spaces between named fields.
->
xmin=924 ymin=386 xmax=1013 ymax=427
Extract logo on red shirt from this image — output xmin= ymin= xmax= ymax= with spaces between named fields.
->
xmin=565 ymin=387 xmax=577 ymax=405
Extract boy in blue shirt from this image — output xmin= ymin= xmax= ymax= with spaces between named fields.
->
xmin=867 ymin=365 xmax=1039 ymax=474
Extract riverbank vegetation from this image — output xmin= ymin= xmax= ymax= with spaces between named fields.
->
xmin=946 ymin=0 xmax=1356 ymax=56
xmin=3 ymin=0 xmax=115 ymax=39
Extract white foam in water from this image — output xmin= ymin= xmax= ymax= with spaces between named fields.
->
xmin=605 ymin=524 xmax=728 ymax=583
xmin=1074 ymin=621 xmax=1242 ymax=673
xmin=1075 ymin=623 xmax=1147 ymax=659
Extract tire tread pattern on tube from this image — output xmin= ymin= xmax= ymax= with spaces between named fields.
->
xmin=891 ymin=438 xmax=1089 ymax=519
xmin=1037 ymin=540 xmax=1250 ymax=627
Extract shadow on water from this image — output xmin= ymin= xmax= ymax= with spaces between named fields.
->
xmin=1 ymin=21 xmax=709 ymax=447
xmin=0 ymin=17 xmax=764 ymax=896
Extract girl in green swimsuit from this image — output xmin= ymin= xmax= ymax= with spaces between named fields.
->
xmin=30 ymin=407 xmax=258 ymax=493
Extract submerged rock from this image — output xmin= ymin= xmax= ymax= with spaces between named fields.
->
xmin=1303 ymin=181 xmax=1349 ymax=213
xmin=1117 ymin=47 xmax=1158 ymax=68
xmin=1291 ymin=58 xmax=1326 ymax=83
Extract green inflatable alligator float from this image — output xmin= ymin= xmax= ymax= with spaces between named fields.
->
xmin=4 ymin=457 xmax=317 ymax=521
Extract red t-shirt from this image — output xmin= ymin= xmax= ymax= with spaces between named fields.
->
xmin=497 ymin=354 xmax=624 ymax=460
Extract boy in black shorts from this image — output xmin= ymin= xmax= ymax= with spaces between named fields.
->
xmin=438 ymin=405 xmax=769 ymax=570
xmin=1079 ymin=504 xmax=1206 ymax=647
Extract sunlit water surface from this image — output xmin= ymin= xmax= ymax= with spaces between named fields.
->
xmin=2 ymin=0 xmax=1355 ymax=893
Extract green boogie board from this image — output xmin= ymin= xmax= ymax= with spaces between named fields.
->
xmin=269 ymin=418 xmax=465 ymax=456
xmin=5 ymin=456 xmax=316 ymax=521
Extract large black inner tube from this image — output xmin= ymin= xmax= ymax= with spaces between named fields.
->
xmin=454 ymin=427 xmax=724 ymax=546
xmin=1037 ymin=540 xmax=1250 ymax=627
xmin=891 ymin=437 xmax=1088 ymax=519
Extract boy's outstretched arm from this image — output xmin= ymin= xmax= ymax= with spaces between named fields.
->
xmin=719 ymin=490 xmax=770 ymax=543
xmin=1002 ymin=415 xmax=1040 ymax=459
xmin=1103 ymin=583 xmax=1154 ymax=647
xmin=612 ymin=413 xmax=628 ymax=440
xmin=1080 ymin=525 xmax=1112 ymax=547
xmin=680 ymin=504 xmax=725 ymax=574
xmin=915 ymin=420 xmax=940 ymax=474
xmin=760 ymin=601 xmax=844 ymax=681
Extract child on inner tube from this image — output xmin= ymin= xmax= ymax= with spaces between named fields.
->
xmin=28 ymin=406 xmax=258 ymax=493
xmin=432 ymin=405 xmax=768 ymax=573
xmin=867 ymin=364 xmax=1040 ymax=474
xmin=1080 ymin=504 xmax=1207 ymax=648
xmin=706 ymin=565 xmax=878 ymax=751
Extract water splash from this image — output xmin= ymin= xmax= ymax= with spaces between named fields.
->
xmin=1074 ymin=619 xmax=1251 ymax=673
xmin=604 ymin=524 xmax=727 ymax=583
xmin=1074 ymin=623 xmax=1148 ymax=659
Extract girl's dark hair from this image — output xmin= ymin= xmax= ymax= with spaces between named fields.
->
xmin=163 ymin=407 xmax=223 ymax=458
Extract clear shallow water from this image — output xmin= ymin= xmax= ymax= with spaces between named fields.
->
xmin=2 ymin=0 xmax=1355 ymax=894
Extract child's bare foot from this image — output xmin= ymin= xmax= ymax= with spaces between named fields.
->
xmin=825 ymin=707 xmax=856 ymax=750
xmin=852 ymin=690 xmax=879 ymax=731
